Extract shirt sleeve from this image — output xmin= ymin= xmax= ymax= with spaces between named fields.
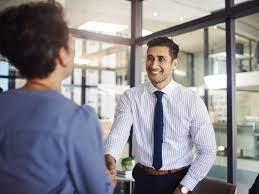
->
xmin=67 ymin=106 xmax=113 ymax=194
xmin=180 ymin=95 xmax=217 ymax=191
xmin=104 ymin=91 xmax=133 ymax=161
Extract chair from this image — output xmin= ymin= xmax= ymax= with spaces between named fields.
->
xmin=192 ymin=177 xmax=236 ymax=194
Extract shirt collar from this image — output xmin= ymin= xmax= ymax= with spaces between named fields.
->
xmin=148 ymin=79 xmax=177 ymax=95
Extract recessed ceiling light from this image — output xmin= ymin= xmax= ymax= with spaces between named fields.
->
xmin=79 ymin=21 xmax=128 ymax=34
xmin=153 ymin=12 xmax=158 ymax=17
xmin=179 ymin=16 xmax=184 ymax=21
xmin=214 ymin=25 xmax=218 ymax=29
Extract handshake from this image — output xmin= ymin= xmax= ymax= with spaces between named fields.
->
xmin=105 ymin=155 xmax=135 ymax=187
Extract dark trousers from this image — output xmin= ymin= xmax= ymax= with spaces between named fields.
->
xmin=132 ymin=164 xmax=191 ymax=194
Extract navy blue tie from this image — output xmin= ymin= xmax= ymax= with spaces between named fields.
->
xmin=153 ymin=91 xmax=164 ymax=170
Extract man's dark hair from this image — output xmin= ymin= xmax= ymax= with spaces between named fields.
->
xmin=147 ymin=37 xmax=179 ymax=60
xmin=0 ymin=2 xmax=69 ymax=79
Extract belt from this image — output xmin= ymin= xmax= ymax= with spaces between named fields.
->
xmin=137 ymin=163 xmax=187 ymax=176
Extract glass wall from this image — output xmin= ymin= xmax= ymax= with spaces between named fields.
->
xmin=172 ymin=26 xmax=228 ymax=180
xmin=235 ymin=13 xmax=259 ymax=194
xmin=62 ymin=37 xmax=130 ymax=137
xmin=0 ymin=59 xmax=25 ymax=92
xmin=143 ymin=0 xmax=225 ymax=34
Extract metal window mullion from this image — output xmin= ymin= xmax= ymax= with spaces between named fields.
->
xmin=204 ymin=28 xmax=209 ymax=108
xmin=226 ymin=0 xmax=237 ymax=185
xmin=129 ymin=0 xmax=142 ymax=88
xmin=128 ymin=0 xmax=143 ymax=157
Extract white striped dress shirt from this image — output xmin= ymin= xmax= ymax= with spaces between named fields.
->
xmin=104 ymin=79 xmax=217 ymax=190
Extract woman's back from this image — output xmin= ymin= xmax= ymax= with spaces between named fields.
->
xmin=0 ymin=90 xmax=113 ymax=194
xmin=0 ymin=2 xmax=113 ymax=193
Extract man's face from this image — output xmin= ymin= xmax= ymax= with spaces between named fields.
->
xmin=146 ymin=46 xmax=177 ymax=89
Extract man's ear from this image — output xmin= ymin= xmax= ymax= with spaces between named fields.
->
xmin=55 ymin=47 xmax=69 ymax=68
xmin=172 ymin=58 xmax=177 ymax=70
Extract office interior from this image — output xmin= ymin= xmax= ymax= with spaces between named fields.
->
xmin=0 ymin=0 xmax=259 ymax=193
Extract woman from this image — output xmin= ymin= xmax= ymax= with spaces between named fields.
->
xmin=0 ymin=2 xmax=113 ymax=194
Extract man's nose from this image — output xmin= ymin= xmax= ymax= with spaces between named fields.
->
xmin=150 ymin=58 xmax=159 ymax=67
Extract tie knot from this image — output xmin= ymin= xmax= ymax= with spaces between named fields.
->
xmin=154 ymin=91 xmax=164 ymax=100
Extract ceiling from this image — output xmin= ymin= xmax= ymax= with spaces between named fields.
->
xmin=62 ymin=0 xmax=259 ymax=52
xmin=0 ymin=0 xmax=258 ymax=52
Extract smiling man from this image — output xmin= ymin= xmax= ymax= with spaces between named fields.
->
xmin=105 ymin=37 xmax=217 ymax=194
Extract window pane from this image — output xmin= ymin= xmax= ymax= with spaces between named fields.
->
xmin=236 ymin=13 xmax=259 ymax=194
xmin=62 ymin=37 xmax=130 ymax=138
xmin=0 ymin=77 xmax=26 ymax=90
xmin=207 ymin=24 xmax=227 ymax=181
xmin=0 ymin=60 xmax=9 ymax=76
xmin=61 ymin=0 xmax=131 ymax=38
xmin=0 ymin=78 xmax=8 ymax=91
xmin=143 ymin=0 xmax=225 ymax=34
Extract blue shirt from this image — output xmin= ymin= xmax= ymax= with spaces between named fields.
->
xmin=0 ymin=89 xmax=113 ymax=194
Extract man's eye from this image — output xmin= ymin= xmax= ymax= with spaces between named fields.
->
xmin=158 ymin=57 xmax=166 ymax=62
xmin=147 ymin=56 xmax=154 ymax=61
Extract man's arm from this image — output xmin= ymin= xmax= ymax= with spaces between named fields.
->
xmin=104 ymin=91 xmax=133 ymax=184
xmin=179 ymin=95 xmax=217 ymax=191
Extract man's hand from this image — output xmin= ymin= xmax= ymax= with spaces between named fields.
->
xmin=173 ymin=187 xmax=183 ymax=194
xmin=173 ymin=186 xmax=190 ymax=194
xmin=105 ymin=154 xmax=117 ymax=187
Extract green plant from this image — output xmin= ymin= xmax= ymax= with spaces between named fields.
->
xmin=121 ymin=157 xmax=135 ymax=171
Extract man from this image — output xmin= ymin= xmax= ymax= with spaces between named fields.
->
xmin=105 ymin=37 xmax=216 ymax=194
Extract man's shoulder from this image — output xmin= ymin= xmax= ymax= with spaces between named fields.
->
xmin=175 ymin=82 xmax=196 ymax=94
xmin=123 ymin=82 xmax=148 ymax=96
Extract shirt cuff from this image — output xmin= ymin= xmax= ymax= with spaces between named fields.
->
xmin=104 ymin=149 xmax=120 ymax=162
xmin=180 ymin=174 xmax=199 ymax=191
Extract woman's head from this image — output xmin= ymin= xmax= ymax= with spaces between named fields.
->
xmin=0 ymin=2 xmax=73 ymax=79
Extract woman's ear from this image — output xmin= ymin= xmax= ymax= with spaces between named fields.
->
xmin=55 ymin=47 xmax=70 ymax=68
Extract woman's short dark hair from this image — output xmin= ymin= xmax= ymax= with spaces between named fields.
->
xmin=0 ymin=2 xmax=69 ymax=79
xmin=147 ymin=37 xmax=179 ymax=60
